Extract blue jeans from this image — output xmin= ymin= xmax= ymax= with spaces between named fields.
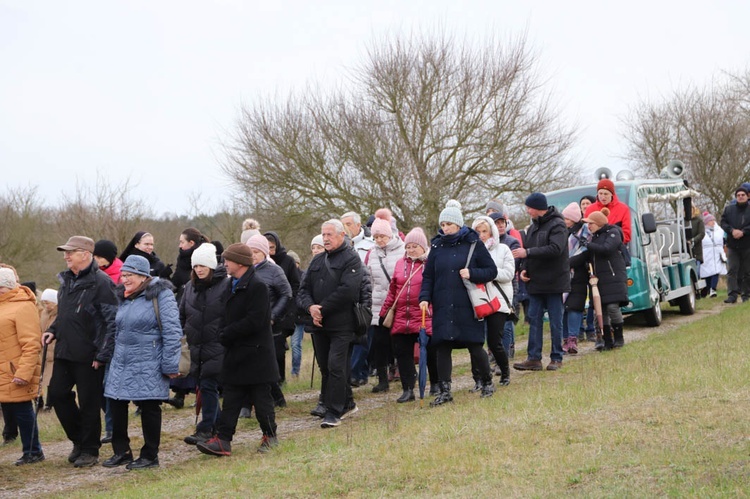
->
xmin=291 ymin=324 xmax=305 ymax=376
xmin=1 ymin=401 xmax=42 ymax=456
xmin=196 ymin=377 xmax=221 ymax=433
xmin=350 ymin=326 xmax=374 ymax=381
xmin=563 ymin=309 xmax=583 ymax=340
xmin=583 ymin=305 xmax=595 ymax=334
xmin=527 ymin=293 xmax=564 ymax=362
xmin=502 ymin=319 xmax=515 ymax=353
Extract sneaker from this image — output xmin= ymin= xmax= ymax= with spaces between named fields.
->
xmin=320 ymin=413 xmax=341 ymax=428
xmin=709 ymin=290 xmax=717 ymax=298
xmin=513 ymin=359 xmax=543 ymax=371
xmin=257 ymin=435 xmax=279 ymax=453
xmin=125 ymin=457 xmax=159 ymax=470
xmin=310 ymin=402 xmax=327 ymax=418
xmin=102 ymin=451 xmax=133 ymax=468
xmin=239 ymin=407 xmax=252 ymax=419
xmin=341 ymin=403 xmax=359 ymax=419
xmin=184 ymin=430 xmax=213 ymax=445
xmin=67 ymin=443 xmax=82 ymax=463
xmin=197 ymin=436 xmax=232 ymax=457
xmin=15 ymin=453 xmax=45 ymax=466
xmin=73 ymin=453 xmax=99 ymax=468
xmin=546 ymin=360 xmax=563 ymax=371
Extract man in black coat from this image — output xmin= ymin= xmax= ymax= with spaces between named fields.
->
xmin=197 ymin=244 xmax=279 ymax=456
xmin=720 ymin=186 xmax=750 ymax=303
xmin=511 ymin=193 xmax=570 ymax=372
xmin=42 ymin=236 xmax=118 ymax=468
xmin=297 ymin=219 xmax=365 ymax=428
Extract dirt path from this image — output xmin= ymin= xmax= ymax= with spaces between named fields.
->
xmin=0 ymin=303 xmax=725 ymax=496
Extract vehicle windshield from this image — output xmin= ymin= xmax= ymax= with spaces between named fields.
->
xmin=545 ymin=185 xmax=632 ymax=212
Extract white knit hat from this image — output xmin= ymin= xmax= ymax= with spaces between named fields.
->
xmin=191 ymin=243 xmax=218 ymax=270
xmin=41 ymin=288 xmax=58 ymax=304
xmin=439 ymin=200 xmax=464 ymax=227
xmin=0 ymin=268 xmax=18 ymax=289
xmin=311 ymin=234 xmax=324 ymax=248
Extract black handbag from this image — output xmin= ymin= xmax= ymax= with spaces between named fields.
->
xmin=353 ymin=302 xmax=372 ymax=337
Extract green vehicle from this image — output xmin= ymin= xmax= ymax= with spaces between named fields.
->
xmin=544 ymin=162 xmax=704 ymax=326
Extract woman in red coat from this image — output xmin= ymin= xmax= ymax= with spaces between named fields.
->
xmin=379 ymin=228 xmax=437 ymax=403
xmin=584 ymin=179 xmax=632 ymax=244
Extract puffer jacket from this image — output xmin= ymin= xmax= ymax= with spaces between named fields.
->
xmin=366 ymin=235 xmax=405 ymax=324
xmin=253 ymin=259 xmax=292 ymax=327
xmin=101 ymin=258 xmax=123 ymax=285
xmin=700 ymin=225 xmax=727 ymax=278
xmin=179 ymin=266 xmax=231 ymax=380
xmin=49 ymin=260 xmax=118 ymax=365
xmin=297 ymin=238 xmax=365 ymax=333
xmin=586 ymin=224 xmax=629 ymax=306
xmin=566 ymin=221 xmax=591 ymax=312
xmin=584 ymin=192 xmax=632 ymax=243
xmin=521 ymin=207 xmax=571 ymax=295
xmin=105 ymin=278 xmax=182 ymax=401
xmin=380 ymin=256 xmax=432 ymax=335
xmin=264 ymin=231 xmax=301 ymax=331
xmin=419 ymin=226 xmax=498 ymax=345
xmin=0 ymin=286 xmax=41 ymax=403
xmin=473 ymin=216 xmax=515 ymax=314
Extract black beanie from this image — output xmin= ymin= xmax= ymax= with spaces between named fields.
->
xmin=94 ymin=240 xmax=118 ymax=264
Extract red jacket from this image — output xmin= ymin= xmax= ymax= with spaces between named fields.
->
xmin=584 ymin=195 xmax=632 ymax=243
xmin=380 ymin=256 xmax=432 ymax=335
xmin=102 ymin=257 xmax=123 ymax=284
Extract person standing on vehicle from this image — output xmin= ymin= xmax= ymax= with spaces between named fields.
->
xmin=582 ymin=209 xmax=629 ymax=349
xmin=512 ymin=193 xmax=569 ymax=372
xmin=43 ymin=236 xmax=118 ymax=468
xmin=584 ymin=179 xmax=632 ymax=244
xmin=720 ymin=186 xmax=750 ymax=303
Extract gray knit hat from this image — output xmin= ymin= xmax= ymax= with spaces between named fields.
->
xmin=439 ymin=200 xmax=464 ymax=226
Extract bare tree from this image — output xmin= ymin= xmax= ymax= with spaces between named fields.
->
xmin=223 ymin=32 xmax=579 ymax=233
xmin=0 ymin=186 xmax=51 ymax=282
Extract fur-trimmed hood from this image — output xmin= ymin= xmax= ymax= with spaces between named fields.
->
xmin=116 ymin=277 xmax=175 ymax=301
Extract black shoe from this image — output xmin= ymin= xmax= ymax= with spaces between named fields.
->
xmin=341 ymin=403 xmax=359 ymax=419
xmin=310 ymin=402 xmax=327 ymax=418
xmin=430 ymin=382 xmax=453 ymax=406
xmin=15 ymin=453 xmax=45 ymax=466
xmin=499 ymin=375 xmax=510 ymax=386
xmin=166 ymin=397 xmax=185 ymax=409
xmin=320 ymin=413 xmax=341 ymax=428
xmin=73 ymin=453 xmax=98 ymax=468
xmin=371 ymin=381 xmax=389 ymax=393
xmin=197 ymin=436 xmax=232 ymax=456
xmin=480 ymin=381 xmax=495 ymax=398
xmin=724 ymin=296 xmax=737 ymax=304
xmin=102 ymin=451 xmax=133 ymax=468
xmin=469 ymin=379 xmax=482 ymax=393
xmin=67 ymin=443 xmax=82 ymax=463
xmin=396 ymin=389 xmax=415 ymax=403
xmin=126 ymin=457 xmax=159 ymax=470
xmin=101 ymin=431 xmax=113 ymax=444
xmin=184 ymin=430 xmax=213 ymax=445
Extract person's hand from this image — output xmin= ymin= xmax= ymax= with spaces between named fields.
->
xmin=732 ymin=229 xmax=744 ymax=239
xmin=520 ymin=269 xmax=530 ymax=282
xmin=92 ymin=360 xmax=103 ymax=369
xmin=512 ymin=248 xmax=528 ymax=259
xmin=459 ymin=268 xmax=470 ymax=279
xmin=309 ymin=304 xmax=323 ymax=325
xmin=12 ymin=377 xmax=28 ymax=386
xmin=419 ymin=301 xmax=429 ymax=313
xmin=166 ymin=373 xmax=180 ymax=379
xmin=42 ymin=332 xmax=55 ymax=345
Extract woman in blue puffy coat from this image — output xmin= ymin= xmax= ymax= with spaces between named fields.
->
xmin=419 ymin=201 xmax=498 ymax=406
xmin=103 ymin=255 xmax=182 ymax=470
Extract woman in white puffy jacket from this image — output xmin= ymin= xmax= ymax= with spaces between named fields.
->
xmin=700 ymin=214 xmax=727 ymax=297
xmin=471 ymin=216 xmax=515 ymax=386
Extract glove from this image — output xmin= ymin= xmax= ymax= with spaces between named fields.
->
xmin=160 ymin=264 xmax=174 ymax=279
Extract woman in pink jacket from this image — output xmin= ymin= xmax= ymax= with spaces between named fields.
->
xmin=379 ymin=228 xmax=437 ymax=403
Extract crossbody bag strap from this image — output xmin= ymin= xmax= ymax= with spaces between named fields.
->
xmin=465 ymin=241 xmax=477 ymax=267
xmin=377 ymin=255 xmax=391 ymax=282
xmin=494 ymin=283 xmax=513 ymax=311
xmin=391 ymin=264 xmax=422 ymax=305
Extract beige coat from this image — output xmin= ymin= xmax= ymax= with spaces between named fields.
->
xmin=0 ymin=286 xmax=42 ymax=403
xmin=40 ymin=305 xmax=57 ymax=392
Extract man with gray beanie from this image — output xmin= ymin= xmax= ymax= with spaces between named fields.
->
xmin=42 ymin=236 xmax=118 ymax=467
xmin=511 ymin=193 xmax=570 ymax=372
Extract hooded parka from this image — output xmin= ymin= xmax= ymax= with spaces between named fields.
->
xmin=0 ymin=285 xmax=42 ymax=403
xmin=586 ymin=224 xmax=629 ymax=306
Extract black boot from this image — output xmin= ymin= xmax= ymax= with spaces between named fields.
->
xmin=594 ymin=328 xmax=605 ymax=351
xmin=612 ymin=323 xmax=625 ymax=348
xmin=167 ymin=392 xmax=185 ymax=409
xmin=469 ymin=378 xmax=482 ymax=393
xmin=396 ymin=388 xmax=415 ymax=403
xmin=371 ymin=367 xmax=389 ymax=393
xmin=602 ymin=325 xmax=614 ymax=351
xmin=480 ymin=379 xmax=495 ymax=398
xmin=430 ymin=382 xmax=453 ymax=406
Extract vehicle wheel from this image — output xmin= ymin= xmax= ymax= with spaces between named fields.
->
xmin=678 ymin=281 xmax=697 ymax=315
xmin=643 ymin=301 xmax=662 ymax=327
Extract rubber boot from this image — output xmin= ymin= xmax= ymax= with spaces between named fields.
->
xmin=430 ymin=382 xmax=453 ymax=406
xmin=594 ymin=328 xmax=605 ymax=351
xmin=612 ymin=323 xmax=624 ymax=348
xmin=371 ymin=367 xmax=389 ymax=393
xmin=602 ymin=325 xmax=614 ymax=351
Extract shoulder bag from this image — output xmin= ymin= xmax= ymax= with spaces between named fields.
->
xmin=462 ymin=242 xmax=502 ymax=319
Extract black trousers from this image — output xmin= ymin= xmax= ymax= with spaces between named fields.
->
xmin=217 ymin=383 xmax=276 ymax=441
xmin=472 ymin=312 xmax=509 ymax=379
xmin=436 ymin=341 xmax=491 ymax=384
xmin=1 ymin=402 xmax=18 ymax=440
xmin=371 ymin=325 xmax=393 ymax=370
xmin=272 ymin=332 xmax=287 ymax=383
xmin=312 ymin=330 xmax=354 ymax=417
xmin=48 ymin=359 xmax=105 ymax=455
xmin=109 ymin=399 xmax=162 ymax=460
xmin=726 ymin=246 xmax=750 ymax=298
xmin=391 ymin=333 xmax=438 ymax=390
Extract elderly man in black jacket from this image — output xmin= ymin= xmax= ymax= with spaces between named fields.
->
xmin=197 ymin=243 xmax=279 ymax=456
xmin=720 ymin=186 xmax=750 ymax=303
xmin=298 ymin=219 xmax=365 ymax=428
xmin=511 ymin=193 xmax=570 ymax=372
xmin=42 ymin=236 xmax=118 ymax=468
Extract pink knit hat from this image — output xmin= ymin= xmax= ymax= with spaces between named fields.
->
xmin=246 ymin=234 xmax=270 ymax=257
xmin=371 ymin=217 xmax=392 ymax=238
xmin=562 ymin=202 xmax=582 ymax=223
xmin=404 ymin=227 xmax=429 ymax=251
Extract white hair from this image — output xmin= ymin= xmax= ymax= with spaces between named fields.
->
xmin=322 ymin=219 xmax=346 ymax=234
xmin=340 ymin=212 xmax=361 ymax=224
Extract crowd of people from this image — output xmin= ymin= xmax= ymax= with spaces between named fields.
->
xmin=1 ymin=178 xmax=747 ymax=469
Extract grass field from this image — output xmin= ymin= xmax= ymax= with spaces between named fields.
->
xmin=2 ymin=297 xmax=748 ymax=498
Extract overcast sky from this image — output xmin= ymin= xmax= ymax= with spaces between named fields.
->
xmin=2 ymin=0 xmax=748 ymax=216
